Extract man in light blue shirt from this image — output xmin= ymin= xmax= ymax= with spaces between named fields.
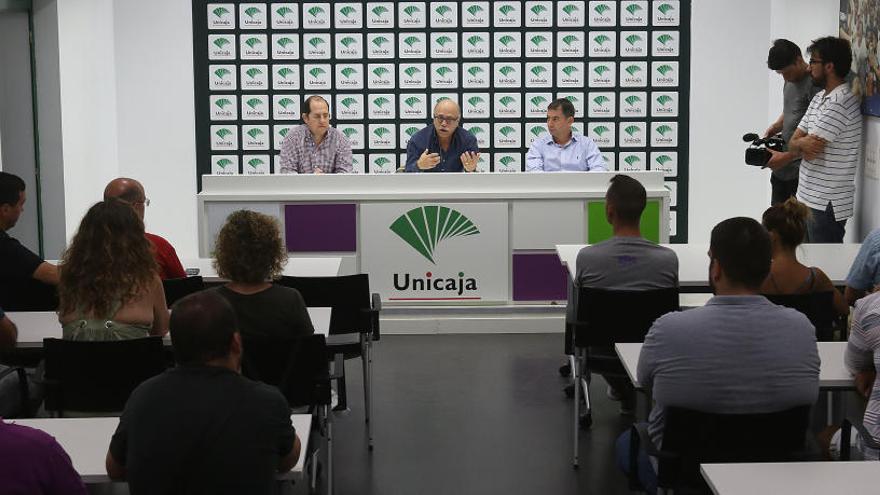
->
xmin=525 ymin=98 xmax=606 ymax=172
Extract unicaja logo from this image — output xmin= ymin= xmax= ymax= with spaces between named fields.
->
xmin=435 ymin=5 xmax=452 ymax=17
xmin=467 ymin=4 xmax=484 ymax=16
xmin=624 ymin=95 xmax=642 ymax=106
xmin=342 ymin=128 xmax=358 ymax=139
xmin=624 ymin=155 xmax=641 ymax=167
xmin=404 ymin=96 xmax=422 ymax=108
xmin=212 ymin=6 xmax=230 ymax=18
xmin=593 ymin=125 xmax=610 ymax=136
xmin=390 ymin=206 xmax=480 ymax=264
xmin=657 ymin=95 xmax=674 ymax=106
xmin=592 ymin=4 xmax=609 ymax=16
xmin=340 ymin=67 xmax=357 ymax=79
xmin=656 ymin=155 xmax=673 ymax=166
xmin=626 ymin=4 xmax=644 ymax=15
xmin=530 ymin=95 xmax=548 ymax=107
xmin=404 ymin=5 xmax=421 ymax=17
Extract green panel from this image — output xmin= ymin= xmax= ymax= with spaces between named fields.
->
xmin=587 ymin=200 xmax=661 ymax=244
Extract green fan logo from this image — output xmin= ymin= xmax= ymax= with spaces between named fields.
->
xmin=624 ymin=155 xmax=641 ymax=166
xmin=499 ymin=65 xmax=516 ymax=77
xmin=500 ymin=156 xmax=516 ymax=166
xmin=404 ymin=36 xmax=421 ymax=47
xmin=499 ymin=96 xmax=516 ymax=107
xmin=374 ymin=127 xmax=391 ymax=138
xmin=561 ymin=65 xmax=579 ymax=77
xmin=248 ymin=158 xmax=264 ymax=169
xmin=498 ymin=35 xmax=516 ymax=47
xmin=340 ymin=37 xmax=357 ymax=48
xmin=308 ymin=37 xmax=325 ymax=48
xmin=374 ymin=157 xmax=391 ymax=167
xmin=212 ymin=7 xmax=230 ymax=18
xmin=499 ymin=5 xmax=516 ymax=16
xmin=404 ymin=5 xmax=421 ymax=17
xmin=340 ymin=97 xmax=358 ymax=109
xmin=214 ymin=68 xmax=231 ymax=79
xmin=372 ymin=6 xmax=389 ymax=16
xmin=339 ymin=6 xmax=357 ymax=17
xmin=593 ymin=34 xmax=611 ymax=45
xmin=594 ymin=65 xmax=611 ymax=76
xmin=467 ymin=5 xmax=484 ymax=16
xmin=277 ymin=67 xmax=295 ymax=79
xmin=275 ymin=6 xmax=294 ymax=17
xmin=562 ymin=35 xmax=580 ymax=46
xmin=308 ymin=6 xmax=325 ymax=17
xmin=215 ymin=128 xmax=233 ymax=139
xmin=531 ymin=65 xmax=548 ymax=77
xmin=245 ymin=98 xmax=263 ymax=109
xmin=436 ymin=96 xmax=451 ymax=102
xmin=656 ymin=125 xmax=674 ymax=136
xmin=435 ymin=5 xmax=452 ymax=17
xmin=657 ymin=34 xmax=675 ymax=45
xmin=592 ymin=4 xmax=610 ymax=15
xmin=624 ymin=95 xmax=642 ymax=106
xmin=530 ymin=96 xmax=548 ymax=107
xmin=436 ymin=36 xmax=453 ymax=47
xmin=499 ymin=126 xmax=516 ymax=137
xmin=245 ymin=37 xmax=262 ymax=49
xmin=593 ymin=95 xmax=611 ymax=106
xmin=593 ymin=125 xmax=610 ymax=136
xmin=565 ymin=95 xmax=579 ymax=103
xmin=372 ymin=36 xmax=390 ymax=47
xmin=435 ymin=66 xmax=453 ymax=77
xmin=213 ymin=38 xmax=231 ymax=50
xmin=468 ymin=66 xmax=484 ymax=77
xmin=467 ymin=96 xmax=485 ymax=107
xmin=625 ymin=65 xmax=643 ymax=76
xmin=216 ymin=158 xmax=233 ymax=169
xmin=373 ymin=66 xmax=390 ymax=78
xmin=278 ymin=97 xmax=296 ymax=109
xmin=657 ymin=64 xmax=675 ymax=76
xmin=404 ymin=96 xmax=422 ymax=108
xmin=530 ymin=35 xmax=548 ymax=47
xmin=658 ymin=3 xmax=675 ymax=15
xmin=624 ymin=125 xmax=641 ymax=136
xmin=280 ymin=128 xmax=291 ymax=138
xmin=405 ymin=126 xmax=420 ymax=137
xmin=340 ymin=67 xmax=357 ymax=79
xmin=530 ymin=126 xmax=545 ymax=137
xmin=277 ymin=37 xmax=295 ymax=48
xmin=342 ymin=128 xmax=358 ymax=138
xmin=244 ymin=7 xmax=261 ymax=18
xmin=656 ymin=155 xmax=673 ymax=166
xmin=626 ymin=4 xmax=644 ymax=15
xmin=245 ymin=67 xmax=263 ymax=79
xmin=405 ymin=67 xmax=422 ymax=77
xmin=564 ymin=4 xmax=582 ymax=16
xmin=467 ymin=35 xmax=485 ymax=47
xmin=625 ymin=34 xmax=643 ymax=46
xmin=390 ymin=206 xmax=480 ymax=264
xmin=530 ymin=4 xmax=548 ymax=16
xmin=214 ymin=98 xmax=232 ymax=109
xmin=656 ymin=95 xmax=674 ymax=106
xmin=373 ymin=97 xmax=390 ymax=108
xmin=309 ymin=67 xmax=326 ymax=78
xmin=247 ymin=128 xmax=264 ymax=139
xmin=469 ymin=127 xmax=484 ymax=135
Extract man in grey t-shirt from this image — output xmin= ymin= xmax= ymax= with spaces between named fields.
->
xmin=566 ymin=175 xmax=678 ymax=412
xmin=764 ymin=39 xmax=821 ymax=205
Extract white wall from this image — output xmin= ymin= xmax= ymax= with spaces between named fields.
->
xmin=858 ymin=117 xmax=880 ymax=236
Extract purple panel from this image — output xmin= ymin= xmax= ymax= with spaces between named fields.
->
xmin=285 ymin=204 xmax=357 ymax=252
xmin=512 ymin=252 xmax=569 ymax=301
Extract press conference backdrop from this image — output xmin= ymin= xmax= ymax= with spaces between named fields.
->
xmin=192 ymin=1 xmax=691 ymax=241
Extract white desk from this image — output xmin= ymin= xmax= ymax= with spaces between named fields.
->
xmin=557 ymin=243 xmax=861 ymax=287
xmin=7 ymin=307 xmax=332 ymax=349
xmin=181 ymin=257 xmax=342 ymax=282
xmin=615 ymin=341 xmax=852 ymax=390
xmin=700 ymin=461 xmax=880 ymax=495
xmin=11 ymin=415 xmax=311 ymax=483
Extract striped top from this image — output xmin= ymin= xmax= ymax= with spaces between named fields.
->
xmin=845 ymin=291 xmax=880 ymax=458
xmin=795 ymin=84 xmax=862 ymax=221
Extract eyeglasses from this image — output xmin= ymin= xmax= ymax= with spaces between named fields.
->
xmin=133 ymin=198 xmax=150 ymax=207
xmin=433 ymin=115 xmax=459 ymax=124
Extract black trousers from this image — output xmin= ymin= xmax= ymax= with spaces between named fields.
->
xmin=771 ymin=175 xmax=798 ymax=206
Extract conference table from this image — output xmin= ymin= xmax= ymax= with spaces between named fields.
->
xmin=10 ymin=415 xmax=312 ymax=483
xmin=180 ymin=256 xmax=342 ymax=282
xmin=8 ymin=307 xmax=332 ymax=349
xmin=700 ymin=461 xmax=880 ymax=495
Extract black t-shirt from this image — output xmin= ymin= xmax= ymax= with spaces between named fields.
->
xmin=109 ymin=366 xmax=296 ymax=495
xmin=214 ymin=285 xmax=315 ymax=339
xmin=0 ymin=230 xmax=50 ymax=309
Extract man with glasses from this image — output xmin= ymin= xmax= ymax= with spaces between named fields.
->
xmin=104 ymin=178 xmax=186 ymax=280
xmin=405 ymin=99 xmax=480 ymax=173
xmin=279 ymin=95 xmax=352 ymax=174
xmin=788 ymin=37 xmax=862 ymax=243
xmin=764 ymin=39 xmax=820 ymax=205
xmin=526 ymin=98 xmax=606 ymax=172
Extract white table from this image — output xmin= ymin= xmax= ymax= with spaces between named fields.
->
xmin=11 ymin=415 xmax=312 ymax=482
xmin=181 ymin=257 xmax=342 ymax=282
xmin=700 ymin=461 xmax=880 ymax=495
xmin=615 ymin=341 xmax=852 ymax=391
xmin=557 ymin=243 xmax=861 ymax=287
xmin=7 ymin=307 xmax=332 ymax=349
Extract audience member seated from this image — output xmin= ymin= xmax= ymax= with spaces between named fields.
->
xmin=568 ymin=175 xmax=678 ymax=413
xmin=212 ymin=210 xmax=314 ymax=339
xmin=845 ymin=227 xmax=880 ymax=306
xmin=759 ymin=198 xmax=848 ymax=316
xmin=0 ymin=307 xmax=15 ymax=350
xmin=0 ymin=307 xmax=21 ymax=417
xmin=824 ymin=290 xmax=880 ymax=460
xmin=106 ymin=290 xmax=301 ymax=493
xmin=0 ymin=418 xmax=88 ymax=494
xmin=616 ymin=217 xmax=820 ymax=493
xmin=104 ymin=177 xmax=187 ymax=280
xmin=0 ymin=172 xmax=59 ymax=309
xmin=58 ymin=200 xmax=169 ymax=340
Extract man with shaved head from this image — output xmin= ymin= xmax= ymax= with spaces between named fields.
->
xmin=104 ymin=178 xmax=186 ymax=279
xmin=405 ymin=99 xmax=480 ymax=173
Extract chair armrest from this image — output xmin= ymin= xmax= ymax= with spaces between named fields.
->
xmin=370 ymin=293 xmax=381 ymax=341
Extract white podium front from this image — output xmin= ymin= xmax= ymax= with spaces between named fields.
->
xmin=198 ymin=172 xmax=670 ymax=305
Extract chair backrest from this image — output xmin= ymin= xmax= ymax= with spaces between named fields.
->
xmin=43 ymin=337 xmax=167 ymax=414
xmin=762 ymin=291 xmax=836 ymax=341
xmin=278 ymin=274 xmax=375 ymax=337
xmin=658 ymin=405 xmax=811 ymax=491
xmin=163 ymin=276 xmax=206 ymax=307
xmin=574 ymin=287 xmax=680 ymax=347
xmin=240 ymin=334 xmax=331 ymax=408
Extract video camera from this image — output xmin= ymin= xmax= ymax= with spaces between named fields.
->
xmin=743 ymin=132 xmax=786 ymax=167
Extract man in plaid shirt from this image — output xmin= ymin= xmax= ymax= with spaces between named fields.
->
xmin=278 ymin=96 xmax=352 ymax=174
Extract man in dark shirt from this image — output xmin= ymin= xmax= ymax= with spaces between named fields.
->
xmin=106 ymin=290 xmax=301 ymax=495
xmin=405 ymin=99 xmax=480 ymax=173
xmin=0 ymin=172 xmax=59 ymax=309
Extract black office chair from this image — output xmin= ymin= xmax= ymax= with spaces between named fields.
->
xmin=840 ymin=416 xmax=880 ymax=461
xmin=763 ymin=291 xmax=839 ymax=341
xmin=569 ymin=287 xmax=679 ymax=467
xmin=1 ymin=279 xmax=58 ymax=311
xmin=163 ymin=276 xmax=206 ymax=307
xmin=42 ymin=337 xmax=167 ymax=416
xmin=278 ymin=274 xmax=381 ymax=451
xmin=241 ymin=334 xmax=335 ymax=495
xmin=0 ymin=365 xmax=31 ymax=418
xmin=628 ymin=405 xmax=812 ymax=494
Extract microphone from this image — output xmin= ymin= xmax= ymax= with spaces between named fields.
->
xmin=742 ymin=133 xmax=759 ymax=142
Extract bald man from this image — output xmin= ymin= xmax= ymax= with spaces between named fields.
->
xmin=104 ymin=178 xmax=186 ymax=280
xmin=405 ymin=100 xmax=480 ymax=173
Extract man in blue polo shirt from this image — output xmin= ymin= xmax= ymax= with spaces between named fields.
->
xmin=405 ymin=99 xmax=480 ymax=173
xmin=526 ymin=98 xmax=606 ymax=172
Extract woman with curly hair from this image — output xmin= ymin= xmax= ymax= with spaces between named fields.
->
xmin=212 ymin=210 xmax=314 ymax=338
xmin=59 ymin=200 xmax=169 ymax=340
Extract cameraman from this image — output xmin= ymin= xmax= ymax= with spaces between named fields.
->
xmin=764 ymin=39 xmax=820 ymax=205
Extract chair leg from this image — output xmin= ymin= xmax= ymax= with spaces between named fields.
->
xmin=325 ymin=404 xmax=333 ymax=495
xmin=334 ymin=353 xmax=347 ymax=411
xmin=363 ymin=336 xmax=374 ymax=451
xmin=572 ymin=348 xmax=580 ymax=468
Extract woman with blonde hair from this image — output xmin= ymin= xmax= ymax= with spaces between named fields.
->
xmin=59 ymin=199 xmax=169 ymax=340
xmin=760 ymin=197 xmax=849 ymax=317
xmin=212 ymin=210 xmax=314 ymax=338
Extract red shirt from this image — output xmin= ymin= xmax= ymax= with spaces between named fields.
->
xmin=145 ymin=233 xmax=186 ymax=280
